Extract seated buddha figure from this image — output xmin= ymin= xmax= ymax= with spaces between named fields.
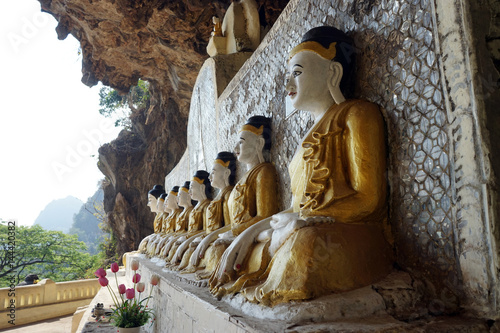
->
xmin=153 ymin=186 xmax=183 ymax=257
xmin=159 ymin=182 xmax=194 ymax=259
xmin=147 ymin=192 xmax=170 ymax=256
xmin=137 ymin=184 xmax=165 ymax=253
xmin=182 ymin=152 xmax=237 ymax=277
xmin=206 ymin=116 xmax=279 ymax=288
xmin=209 ymin=26 xmax=393 ymax=305
xmin=169 ymin=170 xmax=213 ymax=269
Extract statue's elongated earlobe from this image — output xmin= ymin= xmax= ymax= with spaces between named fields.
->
xmin=257 ymin=137 xmax=266 ymax=163
xmin=328 ymin=61 xmax=346 ymax=105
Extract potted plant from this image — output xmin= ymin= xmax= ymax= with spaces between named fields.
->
xmin=95 ymin=260 xmax=159 ymax=332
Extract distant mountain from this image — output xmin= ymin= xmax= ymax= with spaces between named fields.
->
xmin=34 ymin=196 xmax=83 ymax=233
xmin=69 ymin=188 xmax=107 ymax=255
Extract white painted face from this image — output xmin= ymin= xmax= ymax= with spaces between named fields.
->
xmin=234 ymin=130 xmax=261 ymax=164
xmin=162 ymin=198 xmax=170 ymax=213
xmin=285 ymin=51 xmax=335 ymax=112
xmin=178 ymin=189 xmax=191 ymax=207
xmin=166 ymin=193 xmax=178 ymax=210
xmin=156 ymin=198 xmax=164 ymax=212
xmin=189 ymin=181 xmax=205 ymax=201
xmin=209 ymin=163 xmax=230 ymax=190
xmin=147 ymin=194 xmax=158 ymax=213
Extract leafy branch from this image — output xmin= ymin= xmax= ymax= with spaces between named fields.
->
xmin=98 ymin=79 xmax=150 ymax=128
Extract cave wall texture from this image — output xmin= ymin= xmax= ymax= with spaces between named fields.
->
xmin=38 ymin=0 xmax=289 ymax=256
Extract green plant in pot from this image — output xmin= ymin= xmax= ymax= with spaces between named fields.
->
xmin=95 ymin=260 xmax=159 ymax=331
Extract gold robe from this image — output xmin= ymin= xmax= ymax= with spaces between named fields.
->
xmin=162 ymin=209 xmax=181 ymax=234
xmin=206 ymin=186 xmax=233 ymax=233
xmin=139 ymin=212 xmax=166 ymax=253
xmin=156 ymin=208 xmax=185 ymax=257
xmin=185 ymin=186 xmax=233 ymax=275
xmin=165 ymin=205 xmax=195 ymax=261
xmin=153 ymin=212 xmax=165 ymax=234
xmin=187 ymin=199 xmax=212 ymax=236
xmin=209 ymin=162 xmax=279 ymax=288
xmin=175 ymin=206 xmax=192 ymax=232
xmin=228 ymin=162 xmax=279 ymax=236
xmin=175 ymin=199 xmax=213 ymax=268
xmin=242 ymin=100 xmax=393 ymax=305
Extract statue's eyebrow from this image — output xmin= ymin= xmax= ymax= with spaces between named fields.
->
xmin=292 ymin=64 xmax=303 ymax=68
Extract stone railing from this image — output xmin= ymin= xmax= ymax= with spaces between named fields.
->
xmin=0 ymin=278 xmax=100 ymax=329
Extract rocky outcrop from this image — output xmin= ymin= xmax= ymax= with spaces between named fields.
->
xmin=38 ymin=0 xmax=289 ymax=256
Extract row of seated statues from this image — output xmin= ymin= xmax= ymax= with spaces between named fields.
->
xmin=137 ymin=26 xmax=394 ymax=306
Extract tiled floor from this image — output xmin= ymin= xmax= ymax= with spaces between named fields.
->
xmin=1 ymin=314 xmax=73 ymax=333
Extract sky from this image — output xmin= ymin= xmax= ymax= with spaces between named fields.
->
xmin=0 ymin=1 xmax=122 ymax=226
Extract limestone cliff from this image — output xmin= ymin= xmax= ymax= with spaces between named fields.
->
xmin=39 ymin=0 xmax=289 ymax=256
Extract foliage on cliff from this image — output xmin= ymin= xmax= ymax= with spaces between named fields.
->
xmin=98 ymin=79 xmax=151 ymax=128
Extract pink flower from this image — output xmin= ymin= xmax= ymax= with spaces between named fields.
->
xmin=118 ymin=284 xmax=126 ymax=294
xmin=94 ymin=268 xmax=106 ymax=278
xmin=125 ymin=288 xmax=135 ymax=300
xmin=130 ymin=259 xmax=139 ymax=271
xmin=98 ymin=277 xmax=109 ymax=287
xmin=136 ymin=282 xmax=145 ymax=293
xmin=150 ymin=274 xmax=160 ymax=286
xmin=110 ymin=262 xmax=119 ymax=273
xmin=132 ymin=273 xmax=141 ymax=283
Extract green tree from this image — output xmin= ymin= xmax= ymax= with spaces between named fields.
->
xmin=0 ymin=224 xmax=99 ymax=287
xmin=98 ymin=79 xmax=150 ymax=127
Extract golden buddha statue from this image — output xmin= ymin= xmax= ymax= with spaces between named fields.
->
xmin=211 ymin=16 xmax=223 ymax=37
xmin=154 ymin=186 xmax=184 ymax=257
xmin=169 ymin=170 xmax=213 ymax=270
xmin=181 ymin=152 xmax=237 ymax=276
xmin=147 ymin=192 xmax=172 ymax=256
xmin=137 ymin=184 xmax=165 ymax=253
xmin=209 ymin=26 xmax=394 ymax=305
xmin=153 ymin=193 xmax=167 ymax=233
xmin=205 ymin=116 xmax=279 ymax=289
xmin=160 ymin=182 xmax=194 ymax=260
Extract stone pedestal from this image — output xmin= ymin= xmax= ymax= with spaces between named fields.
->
xmin=123 ymin=254 xmax=434 ymax=333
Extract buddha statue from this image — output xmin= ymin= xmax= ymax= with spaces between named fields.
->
xmin=209 ymin=26 xmax=393 ymax=305
xmin=153 ymin=186 xmax=183 ymax=257
xmin=169 ymin=170 xmax=213 ymax=269
xmin=182 ymin=152 xmax=237 ymax=277
xmin=147 ymin=192 xmax=170 ymax=256
xmin=159 ymin=182 xmax=194 ymax=259
xmin=154 ymin=192 xmax=168 ymax=230
xmin=137 ymin=184 xmax=165 ymax=253
xmin=157 ymin=192 xmax=169 ymax=227
xmin=205 ymin=116 xmax=279 ymax=288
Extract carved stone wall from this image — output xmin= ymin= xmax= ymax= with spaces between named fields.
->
xmin=168 ymin=0 xmax=499 ymax=316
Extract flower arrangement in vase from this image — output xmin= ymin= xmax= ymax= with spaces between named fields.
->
xmin=95 ymin=260 xmax=159 ymax=331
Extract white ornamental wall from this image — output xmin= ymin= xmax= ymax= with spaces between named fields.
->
xmin=165 ymin=0 xmax=498 ymax=317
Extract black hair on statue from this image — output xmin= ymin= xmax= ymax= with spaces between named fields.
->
xmin=170 ymin=186 xmax=179 ymax=193
xmin=148 ymin=184 xmax=165 ymax=199
xmin=300 ymin=26 xmax=355 ymax=97
xmin=244 ymin=115 xmax=272 ymax=151
xmin=215 ymin=151 xmax=237 ymax=186
xmin=159 ymin=192 xmax=168 ymax=200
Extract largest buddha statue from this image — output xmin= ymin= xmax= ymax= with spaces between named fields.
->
xmin=209 ymin=26 xmax=394 ymax=306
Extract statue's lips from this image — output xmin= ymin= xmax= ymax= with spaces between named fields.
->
xmin=288 ymin=92 xmax=296 ymax=97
